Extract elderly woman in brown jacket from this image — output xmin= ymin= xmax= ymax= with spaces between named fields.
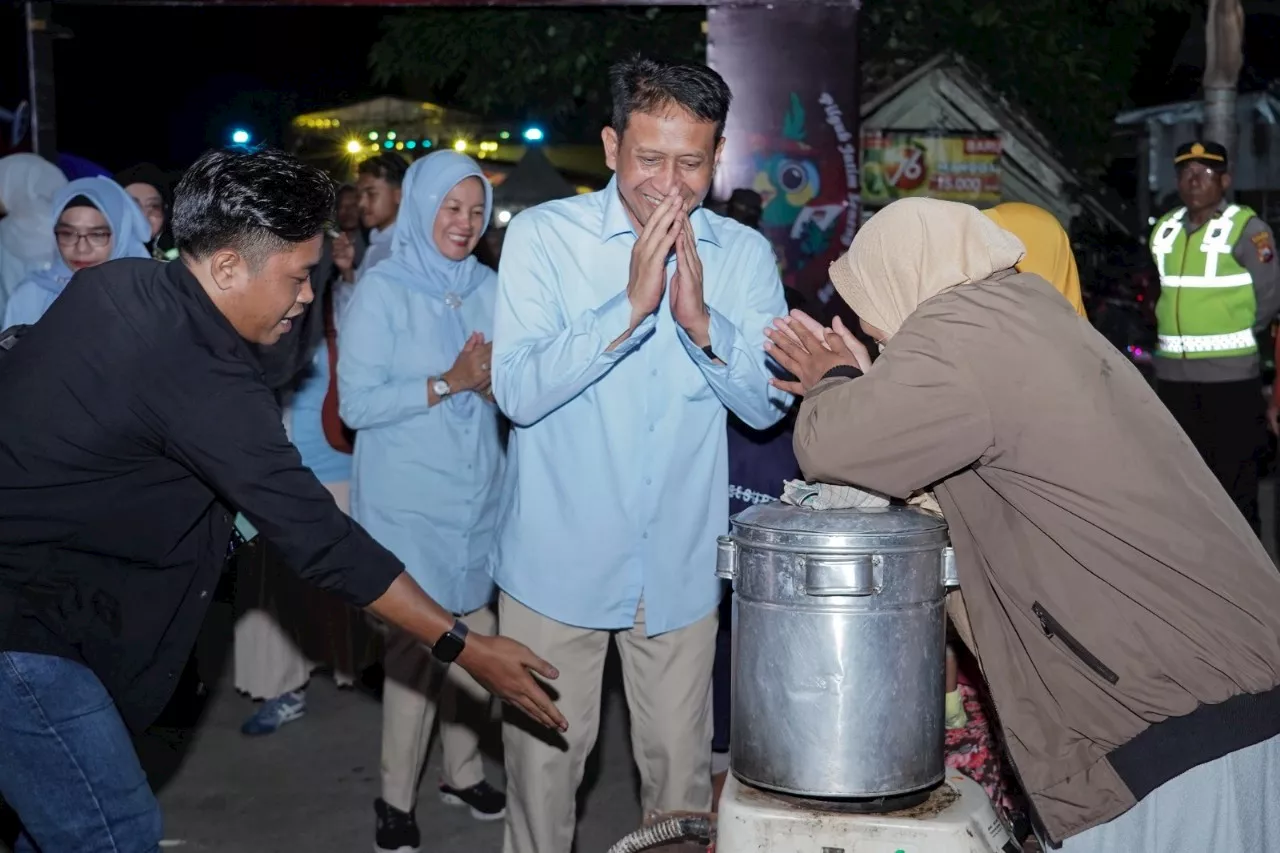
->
xmin=762 ymin=197 xmax=1280 ymax=852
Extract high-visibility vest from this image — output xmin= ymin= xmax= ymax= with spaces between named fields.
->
xmin=1150 ymin=204 xmax=1258 ymax=359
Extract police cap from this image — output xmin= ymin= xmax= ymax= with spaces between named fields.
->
xmin=1174 ymin=141 xmax=1229 ymax=171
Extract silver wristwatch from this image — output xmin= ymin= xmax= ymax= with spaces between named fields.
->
xmin=431 ymin=377 xmax=452 ymax=398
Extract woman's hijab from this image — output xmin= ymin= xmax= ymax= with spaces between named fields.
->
xmin=376 ymin=151 xmax=494 ymax=414
xmin=828 ymin=197 xmax=1024 ymax=337
xmin=24 ymin=176 xmax=151 ymax=297
xmin=382 ymin=150 xmax=493 ymax=300
xmin=0 ymin=153 xmax=68 ymax=300
xmin=983 ymin=202 xmax=1086 ymax=317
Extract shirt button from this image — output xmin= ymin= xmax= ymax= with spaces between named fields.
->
xmin=645 ymin=477 xmax=652 ymax=485
xmin=642 ymin=532 xmax=649 ymax=539
xmin=199 ymin=590 xmax=208 ymax=599
xmin=648 ymin=425 xmax=655 ymax=433
xmin=167 ymin=671 xmax=176 ymax=679
xmin=651 ymin=369 xmax=658 ymax=377
xmin=467 ymin=464 xmax=473 ymax=470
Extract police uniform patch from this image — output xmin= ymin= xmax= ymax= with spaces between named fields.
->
xmin=1253 ymin=231 xmax=1275 ymax=264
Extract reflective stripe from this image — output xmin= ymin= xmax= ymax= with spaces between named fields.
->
xmin=1158 ymin=272 xmax=1254 ymax=288
xmin=1157 ymin=330 xmax=1256 ymax=354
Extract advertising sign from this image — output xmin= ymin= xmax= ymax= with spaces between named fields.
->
xmin=861 ymin=131 xmax=1002 ymax=205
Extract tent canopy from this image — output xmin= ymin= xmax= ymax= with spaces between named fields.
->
xmin=294 ymin=96 xmax=478 ymax=129
xmin=492 ymin=146 xmax=577 ymax=212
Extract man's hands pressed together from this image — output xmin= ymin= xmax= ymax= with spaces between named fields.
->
xmin=612 ymin=194 xmax=714 ymax=354
xmin=671 ymin=211 xmax=710 ymax=349
xmin=615 ymin=194 xmax=683 ymax=351
xmin=764 ymin=309 xmax=872 ymax=396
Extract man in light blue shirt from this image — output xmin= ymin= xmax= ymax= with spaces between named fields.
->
xmin=492 ymin=56 xmax=789 ymax=853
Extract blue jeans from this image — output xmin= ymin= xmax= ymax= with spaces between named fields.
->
xmin=0 ymin=651 xmax=162 ymax=853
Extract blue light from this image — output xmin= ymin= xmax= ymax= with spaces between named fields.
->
xmin=422 ymin=139 xmax=433 ymax=148
xmin=406 ymin=140 xmax=417 ymax=149
xmin=384 ymin=140 xmax=394 ymax=149
xmin=523 ymin=126 xmax=544 ymax=143
xmin=230 ymin=128 xmax=251 ymax=145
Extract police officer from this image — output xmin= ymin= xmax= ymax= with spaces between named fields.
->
xmin=1150 ymin=141 xmax=1280 ymax=533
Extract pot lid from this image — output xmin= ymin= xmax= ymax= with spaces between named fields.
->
xmin=730 ymin=502 xmax=949 ymax=552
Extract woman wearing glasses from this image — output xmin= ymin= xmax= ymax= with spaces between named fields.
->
xmin=3 ymin=176 xmax=150 ymax=328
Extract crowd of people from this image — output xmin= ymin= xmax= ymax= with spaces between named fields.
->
xmin=1 ymin=53 xmax=1280 ymax=853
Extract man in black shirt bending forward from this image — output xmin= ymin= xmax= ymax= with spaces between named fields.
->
xmin=0 ymin=148 xmax=565 ymax=853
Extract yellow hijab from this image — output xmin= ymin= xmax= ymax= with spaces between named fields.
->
xmin=828 ymin=197 xmax=1025 ymax=337
xmin=983 ymin=202 xmax=1087 ymax=318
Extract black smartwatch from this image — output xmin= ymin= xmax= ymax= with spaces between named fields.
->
xmin=432 ymin=619 xmax=470 ymax=663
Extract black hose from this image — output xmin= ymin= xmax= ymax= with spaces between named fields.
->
xmin=605 ymin=815 xmax=714 ymax=853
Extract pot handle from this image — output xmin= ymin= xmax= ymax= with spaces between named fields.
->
xmin=941 ymin=546 xmax=959 ymax=589
xmin=804 ymin=554 xmax=880 ymax=596
xmin=715 ymin=536 xmax=738 ymax=581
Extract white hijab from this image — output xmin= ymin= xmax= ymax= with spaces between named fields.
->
xmin=0 ymin=153 xmax=67 ymax=314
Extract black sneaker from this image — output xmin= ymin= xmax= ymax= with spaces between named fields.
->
xmin=439 ymin=780 xmax=506 ymax=821
xmin=374 ymin=798 xmax=420 ymax=853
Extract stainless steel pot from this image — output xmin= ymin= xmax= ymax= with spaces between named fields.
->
xmin=717 ymin=502 xmax=959 ymax=799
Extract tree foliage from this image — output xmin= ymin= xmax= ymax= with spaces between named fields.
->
xmin=368 ymin=7 xmax=705 ymax=138
xmin=861 ymin=0 xmax=1196 ymax=172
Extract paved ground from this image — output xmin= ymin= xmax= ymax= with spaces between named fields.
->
xmin=2 ymin=600 xmax=644 ymax=853
xmin=160 ymin=605 xmax=642 ymax=853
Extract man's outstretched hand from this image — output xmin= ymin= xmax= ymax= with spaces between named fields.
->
xmin=458 ymin=634 xmax=567 ymax=732
xmin=366 ymin=573 xmax=567 ymax=732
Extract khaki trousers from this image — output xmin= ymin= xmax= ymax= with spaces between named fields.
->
xmin=380 ymin=604 xmax=496 ymax=813
xmin=499 ymin=592 xmax=718 ymax=853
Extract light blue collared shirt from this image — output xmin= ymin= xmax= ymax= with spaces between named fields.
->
xmin=492 ymin=178 xmax=790 ymax=635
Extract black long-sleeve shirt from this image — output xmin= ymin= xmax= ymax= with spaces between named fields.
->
xmin=0 ymin=259 xmax=404 ymax=732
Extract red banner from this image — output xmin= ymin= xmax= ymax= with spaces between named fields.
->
xmin=708 ymin=3 xmax=859 ymax=296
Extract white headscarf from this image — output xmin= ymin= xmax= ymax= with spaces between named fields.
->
xmin=0 ymin=153 xmax=67 ymax=313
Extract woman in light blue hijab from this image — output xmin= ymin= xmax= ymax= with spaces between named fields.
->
xmin=337 ymin=151 xmax=509 ymax=837
xmin=4 ymin=176 xmax=150 ymax=328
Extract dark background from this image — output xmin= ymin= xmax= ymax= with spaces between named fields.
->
xmin=0 ymin=4 xmax=384 ymax=171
